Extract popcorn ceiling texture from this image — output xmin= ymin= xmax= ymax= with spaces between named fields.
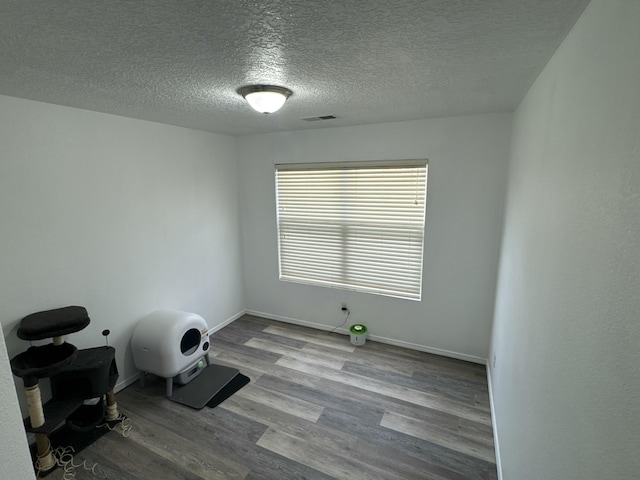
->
xmin=0 ymin=0 xmax=588 ymax=135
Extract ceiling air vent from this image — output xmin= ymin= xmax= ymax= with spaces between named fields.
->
xmin=301 ymin=115 xmax=338 ymax=122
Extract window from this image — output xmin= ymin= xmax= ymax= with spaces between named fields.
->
xmin=275 ymin=160 xmax=428 ymax=300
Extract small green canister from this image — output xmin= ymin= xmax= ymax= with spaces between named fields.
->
xmin=349 ymin=324 xmax=368 ymax=346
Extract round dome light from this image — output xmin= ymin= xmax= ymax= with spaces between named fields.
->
xmin=237 ymin=85 xmax=293 ymax=114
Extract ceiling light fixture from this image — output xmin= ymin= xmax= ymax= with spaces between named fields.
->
xmin=237 ymin=85 xmax=293 ymax=114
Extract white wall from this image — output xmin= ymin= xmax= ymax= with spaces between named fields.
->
xmin=237 ymin=114 xmax=511 ymax=361
xmin=0 ymin=95 xmax=245 ymax=413
xmin=0 ymin=324 xmax=35 ymax=479
xmin=489 ymin=0 xmax=640 ymax=478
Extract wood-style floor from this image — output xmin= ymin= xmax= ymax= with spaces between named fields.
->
xmin=49 ymin=315 xmax=497 ymax=479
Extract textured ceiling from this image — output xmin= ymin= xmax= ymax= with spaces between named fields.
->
xmin=0 ymin=0 xmax=590 ymax=135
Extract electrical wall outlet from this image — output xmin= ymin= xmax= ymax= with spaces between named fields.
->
xmin=492 ymin=354 xmax=497 ymax=369
xmin=341 ymin=303 xmax=348 ymax=311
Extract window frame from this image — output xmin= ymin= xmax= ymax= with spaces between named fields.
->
xmin=275 ymin=160 xmax=428 ymax=301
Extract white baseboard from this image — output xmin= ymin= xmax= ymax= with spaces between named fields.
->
xmin=246 ymin=310 xmax=344 ymax=334
xmin=487 ymin=366 xmax=503 ymax=480
xmin=114 ymin=371 xmax=140 ymax=393
xmin=245 ymin=309 xmax=486 ymax=365
xmin=208 ymin=309 xmax=247 ymax=336
xmin=367 ymin=333 xmax=486 ymax=365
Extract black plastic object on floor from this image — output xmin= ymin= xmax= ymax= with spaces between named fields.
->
xmin=169 ymin=364 xmax=250 ymax=410
xmin=205 ymin=372 xmax=250 ymax=408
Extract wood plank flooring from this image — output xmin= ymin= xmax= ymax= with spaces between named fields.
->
xmin=47 ymin=315 xmax=497 ymax=479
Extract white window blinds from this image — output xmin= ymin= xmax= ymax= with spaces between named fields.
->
xmin=275 ymin=161 xmax=428 ymax=300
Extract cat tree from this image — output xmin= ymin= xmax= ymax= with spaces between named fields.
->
xmin=9 ymin=306 xmax=123 ymax=476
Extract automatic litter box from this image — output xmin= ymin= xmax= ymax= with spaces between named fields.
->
xmin=131 ymin=310 xmax=211 ymax=397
